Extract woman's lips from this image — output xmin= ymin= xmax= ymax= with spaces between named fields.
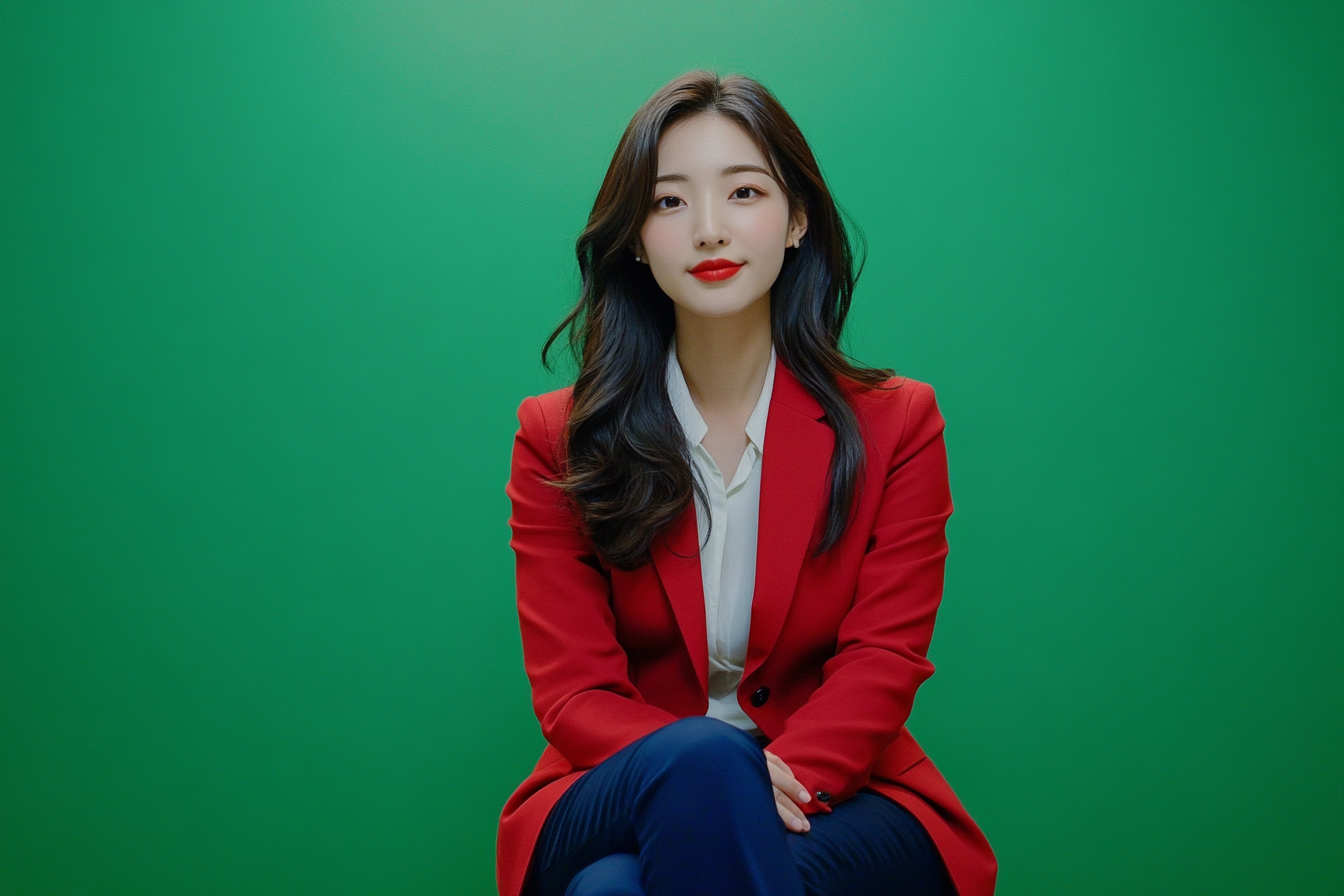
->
xmin=689 ymin=259 xmax=744 ymax=282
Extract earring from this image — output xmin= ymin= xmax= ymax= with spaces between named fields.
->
xmin=635 ymin=254 xmax=641 ymax=262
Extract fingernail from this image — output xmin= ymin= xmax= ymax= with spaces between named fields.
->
xmin=799 ymin=790 xmax=810 ymax=802
xmin=790 ymin=817 xmax=803 ymax=831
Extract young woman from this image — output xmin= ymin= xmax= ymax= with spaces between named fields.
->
xmin=498 ymin=71 xmax=996 ymax=896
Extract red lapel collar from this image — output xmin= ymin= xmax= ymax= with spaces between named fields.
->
xmin=746 ymin=358 xmax=833 ymax=676
xmin=650 ymin=498 xmax=709 ymax=698
xmin=650 ymin=358 xmax=834 ymax=696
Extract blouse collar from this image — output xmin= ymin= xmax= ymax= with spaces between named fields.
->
xmin=665 ymin=334 xmax=777 ymax=455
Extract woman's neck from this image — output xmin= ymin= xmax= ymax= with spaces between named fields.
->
xmin=673 ymin=296 xmax=773 ymax=417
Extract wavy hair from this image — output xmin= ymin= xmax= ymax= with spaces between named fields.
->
xmin=543 ymin=70 xmax=893 ymax=571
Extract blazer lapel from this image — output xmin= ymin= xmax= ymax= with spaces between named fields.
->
xmin=649 ymin=359 xmax=833 ymax=696
xmin=746 ymin=361 xmax=834 ymax=675
xmin=651 ymin=501 xmax=709 ymax=698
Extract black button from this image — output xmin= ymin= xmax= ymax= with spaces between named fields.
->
xmin=815 ymin=791 xmax=831 ymax=803
xmin=750 ymin=686 xmax=771 ymax=707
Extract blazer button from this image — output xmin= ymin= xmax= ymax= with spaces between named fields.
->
xmin=750 ymin=686 xmax=770 ymax=707
xmin=815 ymin=791 xmax=831 ymax=803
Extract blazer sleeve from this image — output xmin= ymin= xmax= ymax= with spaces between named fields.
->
xmin=765 ymin=381 xmax=952 ymax=812
xmin=507 ymin=395 xmax=679 ymax=769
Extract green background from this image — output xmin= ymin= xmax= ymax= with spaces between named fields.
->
xmin=2 ymin=2 xmax=1340 ymax=894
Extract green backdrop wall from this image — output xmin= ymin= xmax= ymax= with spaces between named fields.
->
xmin=2 ymin=2 xmax=1340 ymax=894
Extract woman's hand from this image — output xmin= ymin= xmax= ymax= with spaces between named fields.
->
xmin=764 ymin=750 xmax=811 ymax=833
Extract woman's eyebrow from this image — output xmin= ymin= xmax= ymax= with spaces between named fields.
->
xmin=721 ymin=164 xmax=774 ymax=178
xmin=655 ymin=164 xmax=776 ymax=183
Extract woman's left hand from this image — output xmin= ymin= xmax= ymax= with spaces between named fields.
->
xmin=764 ymin=750 xmax=812 ymax=833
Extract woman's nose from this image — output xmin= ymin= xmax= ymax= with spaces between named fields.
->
xmin=693 ymin=201 xmax=729 ymax=248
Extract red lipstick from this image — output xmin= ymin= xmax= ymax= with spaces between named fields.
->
xmin=689 ymin=258 xmax=744 ymax=282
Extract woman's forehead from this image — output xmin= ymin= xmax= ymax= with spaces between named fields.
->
xmin=656 ymin=113 xmax=773 ymax=179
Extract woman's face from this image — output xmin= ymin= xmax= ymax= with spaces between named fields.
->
xmin=638 ymin=113 xmax=807 ymax=322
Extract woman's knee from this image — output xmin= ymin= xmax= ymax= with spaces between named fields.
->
xmin=564 ymin=853 xmax=644 ymax=896
xmin=639 ymin=717 xmax=766 ymax=779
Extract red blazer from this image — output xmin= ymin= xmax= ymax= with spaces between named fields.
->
xmin=497 ymin=360 xmax=997 ymax=896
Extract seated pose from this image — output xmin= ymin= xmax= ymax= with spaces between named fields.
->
xmin=498 ymin=71 xmax=996 ymax=896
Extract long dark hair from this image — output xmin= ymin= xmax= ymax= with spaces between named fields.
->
xmin=543 ymin=70 xmax=893 ymax=571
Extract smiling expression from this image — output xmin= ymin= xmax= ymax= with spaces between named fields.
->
xmin=637 ymin=113 xmax=807 ymax=322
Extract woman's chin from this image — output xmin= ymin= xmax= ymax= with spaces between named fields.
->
xmin=666 ymin=289 xmax=770 ymax=323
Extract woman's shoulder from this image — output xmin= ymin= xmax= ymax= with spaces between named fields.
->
xmin=515 ymin=386 xmax=575 ymax=447
xmin=515 ymin=375 xmax=943 ymax=448
xmin=841 ymin=374 xmax=945 ymax=447
xmin=844 ymin=373 xmax=940 ymax=416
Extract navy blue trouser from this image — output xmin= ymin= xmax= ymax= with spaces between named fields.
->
xmin=524 ymin=717 xmax=952 ymax=896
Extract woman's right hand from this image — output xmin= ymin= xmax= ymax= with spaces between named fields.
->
xmin=764 ymin=750 xmax=811 ymax=833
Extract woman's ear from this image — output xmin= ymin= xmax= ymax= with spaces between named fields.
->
xmin=787 ymin=210 xmax=809 ymax=249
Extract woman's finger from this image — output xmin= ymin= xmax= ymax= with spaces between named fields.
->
xmin=764 ymin=750 xmax=811 ymax=806
xmin=773 ymin=786 xmax=811 ymax=833
xmin=771 ymin=768 xmax=810 ymax=807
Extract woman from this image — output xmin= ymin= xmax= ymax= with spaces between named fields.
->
xmin=499 ymin=71 xmax=996 ymax=896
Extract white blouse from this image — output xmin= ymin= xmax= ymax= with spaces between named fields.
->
xmin=665 ymin=337 xmax=777 ymax=734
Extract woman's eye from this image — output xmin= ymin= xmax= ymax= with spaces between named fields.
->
xmin=733 ymin=186 xmax=759 ymax=199
xmin=654 ymin=196 xmax=683 ymax=210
